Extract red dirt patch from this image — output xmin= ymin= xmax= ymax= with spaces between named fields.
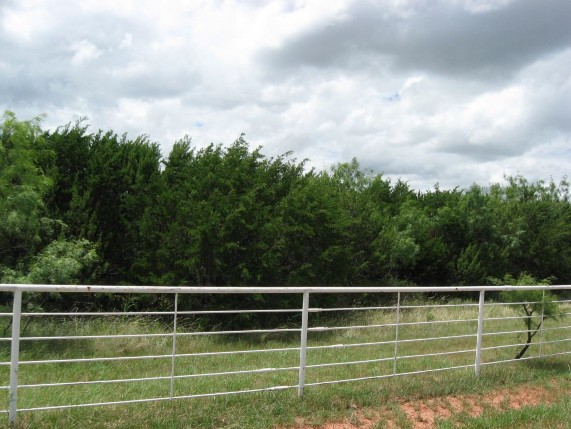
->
xmin=285 ymin=379 xmax=567 ymax=429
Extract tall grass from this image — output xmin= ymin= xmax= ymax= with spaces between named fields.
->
xmin=0 ymin=294 xmax=569 ymax=428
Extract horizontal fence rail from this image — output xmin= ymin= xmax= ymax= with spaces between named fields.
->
xmin=0 ymin=284 xmax=570 ymax=427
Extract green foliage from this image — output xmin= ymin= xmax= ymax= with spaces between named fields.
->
xmin=488 ymin=176 xmax=571 ymax=281
xmin=0 ymin=111 xmax=56 ymax=270
xmin=0 ymin=111 xmax=51 ymax=194
xmin=2 ymin=110 xmax=571 ymax=323
xmin=491 ymin=273 xmax=564 ymax=359
xmin=44 ymin=122 xmax=163 ymax=283
xmin=25 ymin=239 xmax=102 ymax=284
xmin=144 ymin=136 xmax=360 ymax=289
xmin=0 ymin=238 xmax=104 ymax=315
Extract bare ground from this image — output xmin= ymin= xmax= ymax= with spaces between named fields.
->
xmin=284 ymin=378 xmax=569 ymax=429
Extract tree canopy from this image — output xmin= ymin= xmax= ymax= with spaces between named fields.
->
xmin=2 ymin=111 xmax=570 ymax=314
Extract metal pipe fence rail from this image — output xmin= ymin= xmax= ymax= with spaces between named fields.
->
xmin=0 ymin=284 xmax=570 ymax=427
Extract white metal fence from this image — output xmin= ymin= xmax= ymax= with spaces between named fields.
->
xmin=1 ymin=284 xmax=570 ymax=427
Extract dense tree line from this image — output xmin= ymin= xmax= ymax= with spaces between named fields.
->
xmin=1 ymin=111 xmax=570 ymax=315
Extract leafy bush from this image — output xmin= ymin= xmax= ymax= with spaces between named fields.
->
xmin=490 ymin=273 xmax=564 ymax=359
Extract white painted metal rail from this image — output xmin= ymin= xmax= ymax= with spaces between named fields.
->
xmin=0 ymin=284 xmax=570 ymax=427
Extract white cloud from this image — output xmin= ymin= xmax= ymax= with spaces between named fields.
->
xmin=1 ymin=3 xmax=51 ymax=40
xmin=455 ymin=0 xmax=517 ymax=14
xmin=0 ymin=0 xmax=570 ymax=191
xmin=118 ymin=33 xmax=132 ymax=50
xmin=70 ymin=39 xmax=103 ymax=65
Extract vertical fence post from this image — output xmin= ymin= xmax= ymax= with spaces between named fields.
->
xmin=393 ymin=292 xmax=401 ymax=376
xmin=298 ymin=292 xmax=309 ymax=397
xmin=170 ymin=292 xmax=179 ymax=399
xmin=538 ymin=288 xmax=545 ymax=358
xmin=475 ymin=290 xmax=485 ymax=377
xmin=9 ymin=289 xmax=23 ymax=427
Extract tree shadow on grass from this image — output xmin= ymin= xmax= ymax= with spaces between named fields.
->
xmin=525 ymin=358 xmax=571 ymax=375
xmin=0 ymin=317 xmax=95 ymax=360
xmin=18 ymin=338 xmax=95 ymax=360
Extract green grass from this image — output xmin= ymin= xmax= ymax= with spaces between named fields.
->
xmin=436 ymin=397 xmax=571 ymax=429
xmin=0 ymin=296 xmax=569 ymax=428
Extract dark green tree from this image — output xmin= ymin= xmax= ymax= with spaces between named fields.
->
xmin=488 ymin=176 xmax=571 ymax=283
xmin=45 ymin=126 xmax=163 ymax=283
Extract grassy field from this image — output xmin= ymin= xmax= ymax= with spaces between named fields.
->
xmin=0 ymin=294 xmax=569 ymax=428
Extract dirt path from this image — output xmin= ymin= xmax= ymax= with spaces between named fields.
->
xmin=286 ymin=379 xmax=568 ymax=429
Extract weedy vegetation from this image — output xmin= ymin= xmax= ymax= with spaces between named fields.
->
xmin=0 ymin=294 xmax=569 ymax=428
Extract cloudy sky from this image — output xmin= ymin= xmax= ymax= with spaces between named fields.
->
xmin=1 ymin=0 xmax=570 ymax=190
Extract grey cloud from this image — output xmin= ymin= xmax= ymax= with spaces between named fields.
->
xmin=259 ymin=0 xmax=571 ymax=79
xmin=435 ymin=137 xmax=531 ymax=162
xmin=530 ymin=83 xmax=571 ymax=134
xmin=364 ymin=147 xmax=442 ymax=177
xmin=0 ymin=14 xmax=200 ymax=109
xmin=2 ymin=0 xmax=569 ymax=193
